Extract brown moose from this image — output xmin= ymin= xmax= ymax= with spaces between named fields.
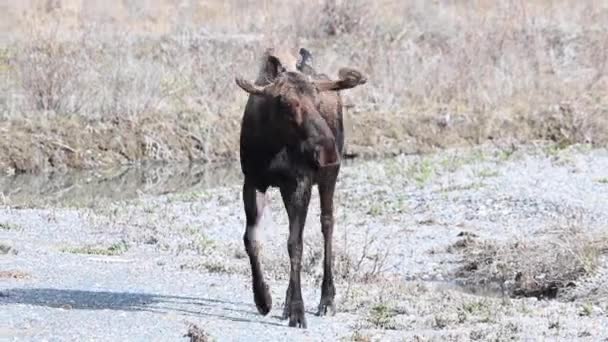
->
xmin=235 ymin=48 xmax=366 ymax=328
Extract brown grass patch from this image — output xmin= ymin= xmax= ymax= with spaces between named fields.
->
xmin=454 ymin=225 xmax=607 ymax=299
xmin=0 ymin=113 xmax=238 ymax=173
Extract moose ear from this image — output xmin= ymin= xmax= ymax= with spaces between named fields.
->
xmin=314 ymin=68 xmax=367 ymax=92
xmin=262 ymin=50 xmax=286 ymax=80
xmin=297 ymin=48 xmax=314 ymax=69
xmin=299 ymin=48 xmax=313 ymax=62
xmin=297 ymin=48 xmax=316 ymax=76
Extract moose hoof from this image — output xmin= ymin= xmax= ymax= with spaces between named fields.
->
xmin=316 ymin=300 xmax=336 ymax=317
xmin=288 ymin=302 xmax=307 ymax=328
xmin=254 ymin=283 xmax=272 ymax=315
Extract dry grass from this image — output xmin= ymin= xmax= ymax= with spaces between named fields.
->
xmin=0 ymin=222 xmax=21 ymax=230
xmin=1 ymin=0 xmax=607 ymax=173
xmin=454 ymin=222 xmax=608 ymax=299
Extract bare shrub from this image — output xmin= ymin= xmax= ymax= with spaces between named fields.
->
xmin=331 ymin=226 xmax=397 ymax=309
xmin=12 ymin=29 xmax=94 ymax=115
xmin=339 ymin=234 xmax=392 ymax=284
xmin=293 ymin=226 xmax=394 ymax=294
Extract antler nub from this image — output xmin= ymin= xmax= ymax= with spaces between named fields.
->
xmin=235 ymin=77 xmax=268 ymax=96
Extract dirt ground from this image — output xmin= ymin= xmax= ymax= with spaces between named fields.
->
xmin=1 ymin=143 xmax=608 ymax=341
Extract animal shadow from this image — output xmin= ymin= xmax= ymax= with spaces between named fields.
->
xmin=0 ymin=287 xmax=285 ymax=327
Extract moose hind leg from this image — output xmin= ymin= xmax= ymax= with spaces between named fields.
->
xmin=317 ymin=171 xmax=338 ymax=316
xmin=243 ymin=180 xmax=272 ymax=315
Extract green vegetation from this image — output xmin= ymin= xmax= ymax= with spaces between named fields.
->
xmin=0 ymin=222 xmax=21 ymax=231
xmin=61 ymin=241 xmax=129 ymax=256
xmin=367 ymin=303 xmax=397 ymax=330
xmin=578 ymin=302 xmax=594 ymax=317
xmin=475 ymin=168 xmax=500 ymax=179
xmin=457 ymin=299 xmax=494 ymax=324
xmin=406 ymin=158 xmax=435 ymax=186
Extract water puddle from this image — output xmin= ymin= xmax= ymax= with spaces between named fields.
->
xmin=0 ymin=162 xmax=242 ymax=208
xmin=0 ymin=157 xmax=365 ymax=208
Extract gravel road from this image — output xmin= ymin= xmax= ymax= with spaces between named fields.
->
xmin=2 ymin=143 xmax=608 ymax=341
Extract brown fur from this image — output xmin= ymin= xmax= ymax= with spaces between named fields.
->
xmin=235 ymin=48 xmax=366 ymax=328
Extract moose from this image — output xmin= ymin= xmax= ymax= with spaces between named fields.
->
xmin=235 ymin=47 xmax=367 ymax=328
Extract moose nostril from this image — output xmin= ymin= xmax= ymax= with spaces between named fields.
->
xmin=323 ymin=138 xmax=336 ymax=149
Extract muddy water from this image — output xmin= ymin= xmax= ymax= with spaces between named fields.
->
xmin=0 ymin=162 xmax=243 ymax=208
xmin=0 ymin=158 xmax=363 ymax=208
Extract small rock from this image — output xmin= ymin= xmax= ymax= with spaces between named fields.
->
xmin=0 ymin=243 xmax=17 ymax=255
xmin=457 ymin=231 xmax=478 ymax=238
xmin=185 ymin=323 xmax=212 ymax=342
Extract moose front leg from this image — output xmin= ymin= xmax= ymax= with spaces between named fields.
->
xmin=280 ymin=178 xmax=312 ymax=328
xmin=281 ymin=282 xmax=293 ymax=320
xmin=242 ymin=179 xmax=272 ymax=315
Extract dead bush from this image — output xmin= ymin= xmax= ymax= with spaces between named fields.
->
xmin=12 ymin=30 xmax=94 ymax=115
xmin=289 ymin=226 xmax=394 ymax=294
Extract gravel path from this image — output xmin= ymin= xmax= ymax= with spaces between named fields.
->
xmin=2 ymin=144 xmax=608 ymax=341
